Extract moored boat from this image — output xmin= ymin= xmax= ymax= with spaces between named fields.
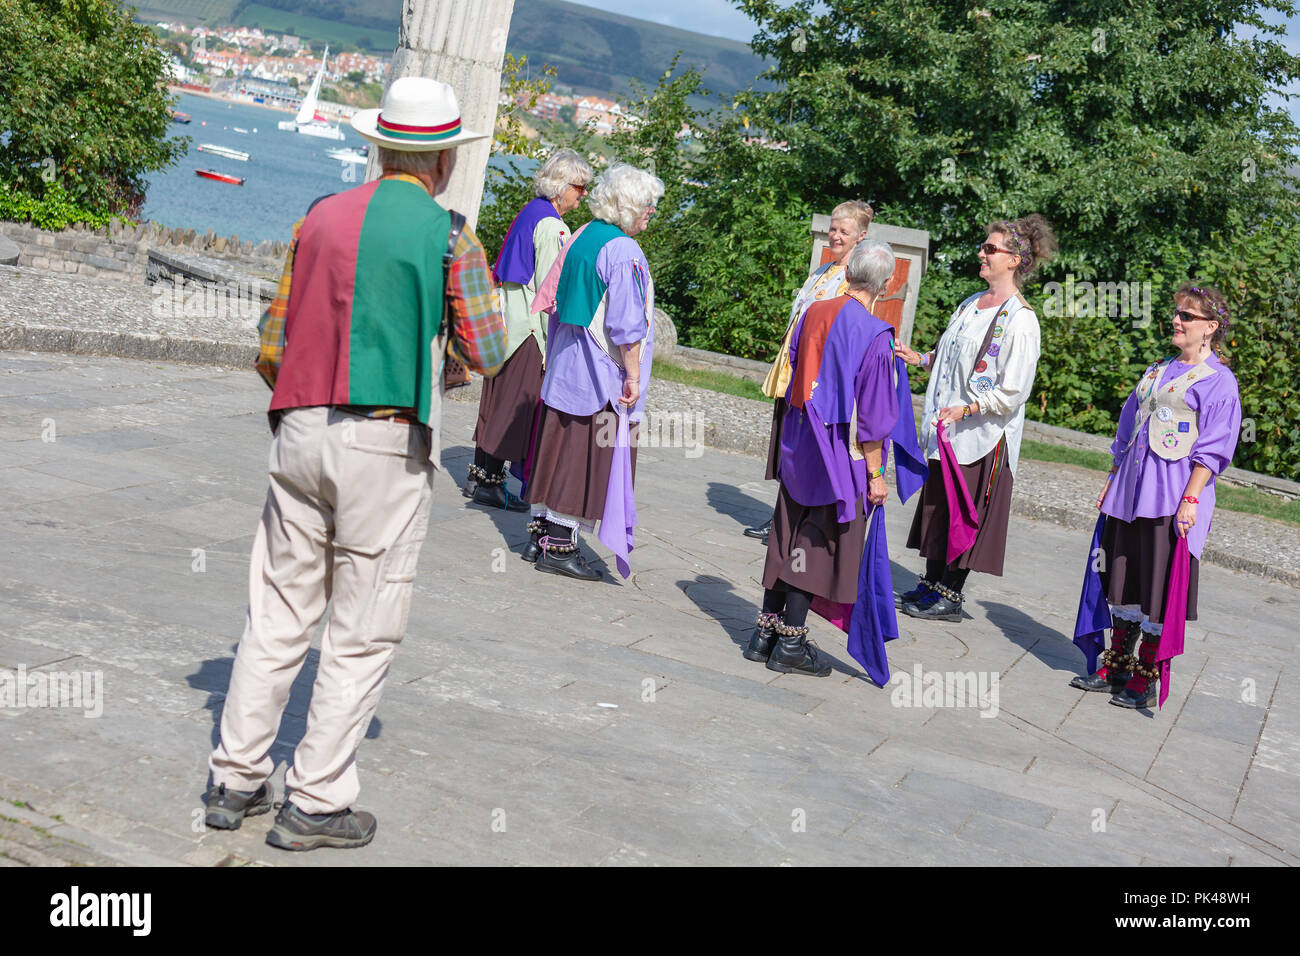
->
xmin=195 ymin=168 xmax=245 ymax=186
xmin=197 ymin=143 xmax=251 ymax=162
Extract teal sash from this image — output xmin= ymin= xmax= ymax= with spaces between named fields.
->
xmin=555 ymin=219 xmax=626 ymax=327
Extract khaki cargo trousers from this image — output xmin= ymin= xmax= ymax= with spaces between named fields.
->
xmin=209 ymin=406 xmax=433 ymax=814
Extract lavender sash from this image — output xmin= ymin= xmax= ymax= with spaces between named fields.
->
xmin=597 ymin=407 xmax=637 ymax=579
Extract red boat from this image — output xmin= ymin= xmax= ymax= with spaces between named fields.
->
xmin=195 ymin=168 xmax=245 ymax=186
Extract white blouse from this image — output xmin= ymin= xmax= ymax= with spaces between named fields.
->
xmin=919 ymin=293 xmax=1041 ymax=476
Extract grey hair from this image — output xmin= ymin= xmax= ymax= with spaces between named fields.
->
xmin=586 ymin=162 xmax=665 ymax=233
xmin=846 ymin=240 xmax=895 ymax=294
xmin=376 ymin=145 xmax=448 ymax=177
xmin=533 ymin=148 xmax=593 ymax=201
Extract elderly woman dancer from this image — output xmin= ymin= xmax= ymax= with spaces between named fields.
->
xmin=523 ymin=163 xmax=664 ymax=580
xmin=1072 ymin=284 xmax=1241 ymax=710
xmin=464 ymin=148 xmax=593 ymax=510
xmin=895 ymin=214 xmax=1057 ymax=621
xmin=745 ymin=200 xmax=875 ymax=543
xmin=747 ymin=240 xmax=898 ymax=677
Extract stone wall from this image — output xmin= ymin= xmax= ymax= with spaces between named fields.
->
xmin=0 ymin=219 xmax=289 ymax=284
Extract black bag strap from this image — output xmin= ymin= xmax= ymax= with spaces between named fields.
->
xmin=441 ymin=211 xmax=467 ymax=340
xmin=444 ymin=210 xmax=466 ymax=268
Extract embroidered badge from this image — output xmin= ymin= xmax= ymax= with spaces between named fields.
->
xmin=974 ymin=360 xmax=987 ymax=373
xmin=1161 ymin=431 xmax=1179 ymax=449
xmin=986 ymin=343 xmax=1001 ymax=357
xmin=1178 ymin=421 xmax=1190 ymax=433
xmin=992 ymin=325 xmax=1004 ymax=338
xmin=973 ymin=376 xmax=994 ymax=393
xmin=1156 ymin=405 xmax=1172 ymax=422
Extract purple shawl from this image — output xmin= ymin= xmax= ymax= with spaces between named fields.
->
xmin=492 ymin=196 xmax=560 ymax=285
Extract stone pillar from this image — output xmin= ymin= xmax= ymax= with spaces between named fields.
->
xmin=369 ymin=0 xmax=515 ymax=228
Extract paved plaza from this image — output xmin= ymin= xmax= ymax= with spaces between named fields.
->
xmin=0 ymin=349 xmax=1296 ymax=866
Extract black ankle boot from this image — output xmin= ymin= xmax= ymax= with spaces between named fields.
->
xmin=743 ymin=612 xmax=780 ymax=662
xmin=1070 ymin=620 xmax=1140 ymax=692
xmin=744 ymin=516 xmax=772 ymax=540
xmin=521 ymin=517 xmax=547 ymax=563
xmin=1111 ymin=637 xmax=1160 ymax=709
xmin=535 ymin=533 xmax=601 ymax=581
xmin=470 ymin=469 xmax=528 ymax=512
xmin=902 ymin=581 xmax=963 ymax=622
xmin=765 ymin=623 xmax=832 ymax=677
xmin=896 ymin=578 xmax=934 ymax=609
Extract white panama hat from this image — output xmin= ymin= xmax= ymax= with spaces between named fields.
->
xmin=351 ymin=76 xmax=488 ymax=151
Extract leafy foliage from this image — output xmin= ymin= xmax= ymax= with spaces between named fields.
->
xmin=1195 ymin=207 xmax=1300 ymax=478
xmin=0 ymin=179 xmax=112 ymax=230
xmin=0 ymin=0 xmax=188 ymax=220
xmin=480 ymin=1 xmax=1300 ymax=479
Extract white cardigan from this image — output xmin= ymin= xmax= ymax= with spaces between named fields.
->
xmin=920 ymin=293 xmax=1041 ymax=476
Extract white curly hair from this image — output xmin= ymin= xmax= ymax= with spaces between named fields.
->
xmin=586 ymin=163 xmax=664 ymax=233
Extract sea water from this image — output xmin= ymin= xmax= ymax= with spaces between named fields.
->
xmin=142 ymin=91 xmax=530 ymax=244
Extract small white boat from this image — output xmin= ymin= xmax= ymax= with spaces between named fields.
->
xmin=281 ymin=47 xmax=345 ymax=141
xmin=232 ymin=126 xmax=249 ymax=134
xmin=326 ymin=146 xmax=368 ymax=165
xmin=197 ymin=143 xmax=250 ymax=162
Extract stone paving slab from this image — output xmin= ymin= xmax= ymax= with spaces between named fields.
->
xmin=0 ymin=350 xmax=1296 ymax=867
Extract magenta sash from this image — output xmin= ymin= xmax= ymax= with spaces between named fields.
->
xmin=937 ymin=422 xmax=979 ymax=563
xmin=1156 ymin=535 xmax=1191 ymax=709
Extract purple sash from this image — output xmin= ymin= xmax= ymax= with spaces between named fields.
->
xmin=597 ymin=407 xmax=637 ymax=579
xmin=1073 ymin=512 xmax=1111 ymax=674
xmin=493 ymin=196 xmax=560 ymax=285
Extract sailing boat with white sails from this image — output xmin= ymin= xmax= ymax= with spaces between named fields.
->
xmin=277 ymin=46 xmax=345 ymax=140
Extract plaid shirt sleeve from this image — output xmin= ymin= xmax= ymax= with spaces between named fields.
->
xmin=446 ymin=224 xmax=507 ymax=378
xmin=255 ymin=217 xmax=303 ymax=390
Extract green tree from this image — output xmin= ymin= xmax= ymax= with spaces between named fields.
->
xmin=0 ymin=0 xmax=187 ymax=220
xmin=734 ymin=0 xmax=1299 ymax=279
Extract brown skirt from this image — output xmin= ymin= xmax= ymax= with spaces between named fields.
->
xmin=765 ymin=397 xmax=788 ymax=481
xmin=762 ymin=483 xmax=867 ymax=605
xmin=906 ymin=440 xmax=1014 ymax=575
xmin=1099 ymin=515 xmax=1199 ymax=623
xmin=524 ymin=403 xmax=639 ymax=522
xmin=473 ymin=336 xmax=544 ymax=463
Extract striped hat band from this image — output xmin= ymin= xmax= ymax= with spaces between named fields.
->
xmin=375 ymin=114 xmax=463 ymax=142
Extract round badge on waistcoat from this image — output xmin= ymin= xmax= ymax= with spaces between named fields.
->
xmin=974 ymin=360 xmax=988 ymax=373
xmin=1156 ymin=405 xmax=1172 ymax=422
xmin=1161 ymin=431 xmax=1179 ymax=449
xmin=974 ymin=376 xmax=994 ymax=393
xmin=992 ymin=324 xmax=1004 ymax=338
xmin=986 ymin=343 xmax=1001 ymax=357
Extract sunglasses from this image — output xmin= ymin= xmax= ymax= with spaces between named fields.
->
xmin=569 ymin=182 xmax=589 ymax=194
xmin=977 ymin=243 xmax=1017 ymax=257
xmin=1172 ymin=308 xmax=1212 ymax=323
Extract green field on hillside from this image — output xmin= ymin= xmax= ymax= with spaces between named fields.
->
xmin=133 ymin=0 xmax=242 ymax=23
xmin=236 ymin=3 xmax=395 ymax=50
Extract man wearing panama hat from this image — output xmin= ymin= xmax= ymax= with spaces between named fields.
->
xmin=205 ymin=77 xmax=507 ymax=851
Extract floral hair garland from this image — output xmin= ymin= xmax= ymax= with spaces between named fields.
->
xmin=1187 ymin=286 xmax=1230 ymax=327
